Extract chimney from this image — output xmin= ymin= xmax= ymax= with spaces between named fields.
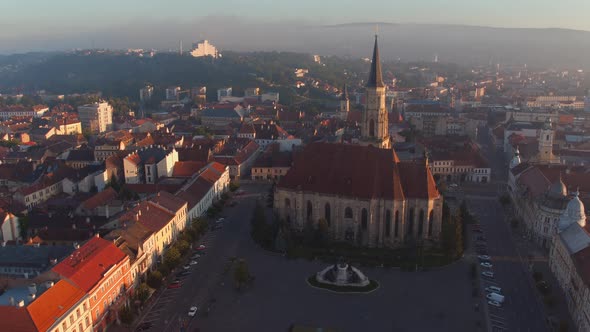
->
xmin=73 ymin=242 xmax=80 ymax=249
xmin=27 ymin=294 xmax=36 ymax=302
xmin=45 ymin=281 xmax=54 ymax=289
xmin=8 ymin=297 xmax=14 ymax=306
xmin=16 ymin=300 xmax=25 ymax=307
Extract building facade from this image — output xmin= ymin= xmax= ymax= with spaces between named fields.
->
xmin=78 ymin=102 xmax=113 ymax=134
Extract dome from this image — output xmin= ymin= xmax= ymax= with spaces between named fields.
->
xmin=548 ymin=178 xmax=567 ymax=198
xmin=559 ymin=190 xmax=586 ymax=230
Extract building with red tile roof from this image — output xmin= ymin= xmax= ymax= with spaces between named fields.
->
xmin=213 ymin=138 xmax=260 ymax=180
xmin=274 ymin=142 xmax=442 ymax=248
xmin=175 ymin=162 xmax=230 ymax=221
xmin=52 ymin=236 xmax=131 ymax=331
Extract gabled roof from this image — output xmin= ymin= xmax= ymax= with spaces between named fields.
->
xmin=52 ymin=236 xmax=128 ymax=292
xmin=150 ymin=190 xmax=187 ymax=213
xmin=278 ymin=143 xmax=406 ymax=200
xmin=172 ymin=161 xmax=205 ymax=177
xmin=119 ymin=201 xmax=174 ymax=233
xmin=81 ymin=187 xmax=118 ymax=210
xmin=26 ymin=280 xmax=85 ymax=332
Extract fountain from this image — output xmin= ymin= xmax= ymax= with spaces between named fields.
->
xmin=315 ymin=257 xmax=370 ymax=288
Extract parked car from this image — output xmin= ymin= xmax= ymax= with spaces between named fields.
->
xmin=188 ymin=306 xmax=198 ymax=317
xmin=480 ymin=262 xmax=493 ymax=268
xmin=190 ymin=260 xmax=198 ymax=266
xmin=481 ymin=271 xmax=494 ymax=278
xmin=477 ymin=250 xmax=489 ymax=255
xmin=485 ymin=286 xmax=502 ymax=294
xmin=177 ymin=271 xmax=190 ymax=278
xmin=486 ymin=292 xmax=505 ymax=303
xmin=477 ymin=255 xmax=491 ymax=261
xmin=183 ymin=264 xmax=191 ymax=270
xmin=197 ymin=245 xmax=207 ymax=250
xmin=216 ymin=218 xmax=225 ymax=223
xmin=168 ymin=281 xmax=182 ymax=289
xmin=230 ymin=201 xmax=238 ymax=207
xmin=487 ymin=300 xmax=502 ymax=308
xmin=191 ymin=254 xmax=201 ymax=259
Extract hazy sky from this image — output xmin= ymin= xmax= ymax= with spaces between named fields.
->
xmin=2 ymin=0 xmax=590 ymax=32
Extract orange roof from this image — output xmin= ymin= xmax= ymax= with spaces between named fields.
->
xmin=26 ymin=280 xmax=85 ymax=332
xmin=52 ymin=236 xmax=128 ymax=292
xmin=0 ymin=307 xmax=36 ymax=332
xmin=81 ymin=187 xmax=118 ymax=210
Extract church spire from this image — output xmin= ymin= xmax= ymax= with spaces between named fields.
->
xmin=341 ymin=84 xmax=349 ymax=100
xmin=366 ymin=35 xmax=384 ymax=88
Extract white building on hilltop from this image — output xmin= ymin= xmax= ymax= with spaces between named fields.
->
xmin=190 ymin=40 xmax=219 ymax=59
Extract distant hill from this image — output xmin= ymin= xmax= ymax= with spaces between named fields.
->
xmin=1 ymin=18 xmax=589 ymax=69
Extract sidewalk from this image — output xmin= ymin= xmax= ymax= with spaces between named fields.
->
xmin=504 ymin=207 xmax=573 ymax=330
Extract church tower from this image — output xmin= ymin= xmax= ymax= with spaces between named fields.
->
xmin=537 ymin=116 xmax=556 ymax=163
xmin=361 ymin=35 xmax=390 ymax=149
xmin=340 ymin=84 xmax=350 ymax=113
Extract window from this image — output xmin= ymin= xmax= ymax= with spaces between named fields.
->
xmin=385 ymin=210 xmax=391 ymax=237
xmin=324 ymin=203 xmax=331 ymax=226
xmin=284 ymin=198 xmax=290 ymax=208
xmin=418 ymin=209 xmax=425 ymax=236
xmin=70 ymin=315 xmax=74 ymax=325
xmin=361 ymin=208 xmax=368 ymax=230
xmin=345 ymin=207 xmax=353 ymax=218
xmin=76 ymin=308 xmax=80 ymax=319
xmin=306 ymin=201 xmax=313 ymax=222
xmin=408 ymin=208 xmax=415 ymax=235
xmin=62 ymin=322 xmax=67 ymax=331
xmin=369 ymin=119 xmax=375 ymax=137
xmin=394 ymin=211 xmax=399 ymax=237
xmin=428 ymin=210 xmax=434 ymax=236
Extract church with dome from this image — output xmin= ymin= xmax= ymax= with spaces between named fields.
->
xmin=273 ymin=37 xmax=443 ymax=248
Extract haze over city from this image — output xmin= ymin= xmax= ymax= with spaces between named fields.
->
xmin=0 ymin=2 xmax=589 ymax=332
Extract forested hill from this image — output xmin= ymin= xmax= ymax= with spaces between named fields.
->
xmin=0 ymin=51 xmax=364 ymax=102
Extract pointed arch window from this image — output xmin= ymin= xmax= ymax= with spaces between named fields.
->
xmin=325 ymin=203 xmax=331 ymax=227
xmin=345 ymin=207 xmax=353 ymax=218
xmin=408 ymin=208 xmax=414 ymax=235
xmin=394 ymin=210 xmax=399 ymax=237
xmin=369 ymin=119 xmax=375 ymax=137
xmin=361 ymin=208 xmax=368 ymax=230
xmin=428 ymin=210 xmax=434 ymax=236
xmin=418 ymin=209 xmax=425 ymax=236
xmin=385 ymin=210 xmax=391 ymax=237
xmin=306 ymin=201 xmax=313 ymax=222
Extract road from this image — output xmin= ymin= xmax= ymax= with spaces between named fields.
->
xmin=135 ymin=183 xmax=269 ymax=332
xmin=458 ymin=126 xmax=549 ymax=331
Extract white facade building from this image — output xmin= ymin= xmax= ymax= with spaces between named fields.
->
xmin=78 ymin=102 xmax=113 ymax=133
xmin=189 ymin=40 xmax=219 ymax=58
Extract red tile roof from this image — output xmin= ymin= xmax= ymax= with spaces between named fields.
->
xmin=0 ymin=307 xmax=36 ymax=332
xmin=277 ymin=143 xmax=407 ymax=200
xmin=150 ymin=190 xmax=187 ymax=213
xmin=120 ymin=201 xmax=174 ymax=232
xmin=26 ymin=280 xmax=85 ymax=332
xmin=172 ymin=161 xmax=205 ymax=177
xmin=81 ymin=187 xmax=118 ymax=210
xmin=52 ymin=236 xmax=128 ymax=292
xmin=398 ymin=161 xmax=440 ymax=199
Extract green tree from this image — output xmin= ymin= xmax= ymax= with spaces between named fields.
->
xmin=176 ymin=239 xmax=190 ymax=255
xmin=118 ymin=305 xmax=134 ymax=325
xmin=134 ymin=283 xmax=150 ymax=304
xmin=147 ymin=271 xmax=163 ymax=289
xmin=233 ymin=259 xmax=251 ymax=290
xmin=17 ymin=215 xmax=29 ymax=240
xmin=164 ymin=247 xmax=181 ymax=269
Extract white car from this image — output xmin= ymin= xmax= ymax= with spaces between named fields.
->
xmin=188 ymin=306 xmax=198 ymax=317
xmin=183 ymin=264 xmax=191 ymax=270
xmin=481 ymin=271 xmax=494 ymax=278
xmin=477 ymin=255 xmax=491 ymax=261
xmin=190 ymin=260 xmax=198 ymax=265
xmin=485 ymin=286 xmax=502 ymax=294
xmin=216 ymin=218 xmax=225 ymax=223
xmin=480 ymin=262 xmax=493 ymax=268
xmin=487 ymin=300 xmax=502 ymax=308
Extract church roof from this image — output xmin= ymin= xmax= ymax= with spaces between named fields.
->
xmin=277 ymin=142 xmax=438 ymax=201
xmin=366 ymin=36 xmax=385 ymax=88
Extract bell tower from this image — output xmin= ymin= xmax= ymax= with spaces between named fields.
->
xmin=361 ymin=35 xmax=390 ymax=149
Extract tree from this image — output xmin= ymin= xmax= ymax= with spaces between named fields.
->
xmin=314 ymin=218 xmax=330 ymax=248
xmin=17 ymin=215 xmax=29 ymax=240
xmin=118 ymin=305 xmax=134 ymax=325
xmin=176 ymin=240 xmax=190 ymax=255
xmin=233 ymin=259 xmax=251 ymax=290
xmin=164 ymin=247 xmax=181 ymax=269
xmin=441 ymin=213 xmax=463 ymax=259
xmin=147 ymin=271 xmax=163 ymax=289
xmin=134 ymin=283 xmax=150 ymax=304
